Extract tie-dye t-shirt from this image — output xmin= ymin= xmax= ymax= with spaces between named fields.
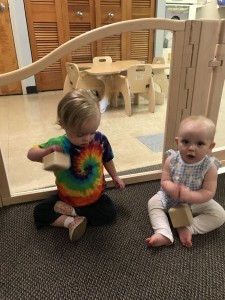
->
xmin=38 ymin=131 xmax=114 ymax=207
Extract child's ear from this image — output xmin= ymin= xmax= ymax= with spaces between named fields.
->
xmin=58 ymin=119 xmax=64 ymax=128
xmin=175 ymin=137 xmax=178 ymax=145
xmin=209 ymin=142 xmax=216 ymax=151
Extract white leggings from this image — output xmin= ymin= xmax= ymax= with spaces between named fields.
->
xmin=147 ymin=192 xmax=225 ymax=243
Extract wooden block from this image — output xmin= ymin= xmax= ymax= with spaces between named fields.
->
xmin=43 ymin=152 xmax=70 ymax=172
xmin=168 ymin=204 xmax=193 ymax=228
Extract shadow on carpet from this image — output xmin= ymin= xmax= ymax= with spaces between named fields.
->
xmin=1 ymin=174 xmax=225 ymax=300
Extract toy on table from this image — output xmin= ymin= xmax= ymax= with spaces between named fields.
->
xmin=168 ymin=204 xmax=193 ymax=228
xmin=43 ymin=151 xmax=70 ymax=172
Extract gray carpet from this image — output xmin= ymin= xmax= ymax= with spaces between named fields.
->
xmin=1 ymin=174 xmax=225 ymax=300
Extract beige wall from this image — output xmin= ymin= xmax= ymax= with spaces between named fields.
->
xmin=197 ymin=0 xmax=225 ymax=19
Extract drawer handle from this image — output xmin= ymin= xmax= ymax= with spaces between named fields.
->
xmin=108 ymin=12 xmax=114 ymax=19
xmin=77 ymin=11 xmax=83 ymax=17
xmin=0 ymin=3 xmax=6 ymax=11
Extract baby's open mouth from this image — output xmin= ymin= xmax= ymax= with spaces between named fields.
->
xmin=187 ymin=154 xmax=195 ymax=159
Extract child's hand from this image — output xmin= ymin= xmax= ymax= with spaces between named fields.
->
xmin=27 ymin=145 xmax=64 ymax=163
xmin=112 ymin=176 xmax=125 ymax=191
xmin=167 ymin=183 xmax=181 ymax=200
xmin=44 ymin=145 xmax=63 ymax=156
xmin=179 ymin=184 xmax=191 ymax=202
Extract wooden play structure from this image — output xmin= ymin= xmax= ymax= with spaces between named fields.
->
xmin=0 ymin=18 xmax=225 ymax=206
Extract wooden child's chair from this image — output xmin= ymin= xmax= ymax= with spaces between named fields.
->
xmin=112 ymin=64 xmax=155 ymax=117
xmin=63 ymin=62 xmax=80 ymax=93
xmin=152 ymin=57 xmax=165 ymax=64
xmin=63 ymin=62 xmax=105 ymax=100
xmin=93 ymin=56 xmax=112 ymax=65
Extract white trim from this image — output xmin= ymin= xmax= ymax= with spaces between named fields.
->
xmin=8 ymin=0 xmax=35 ymax=94
xmin=154 ymin=0 xmax=166 ymax=57
xmin=166 ymin=0 xmax=206 ymax=4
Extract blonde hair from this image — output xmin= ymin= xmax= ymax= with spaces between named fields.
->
xmin=57 ymin=89 xmax=100 ymax=131
xmin=179 ymin=115 xmax=216 ymax=141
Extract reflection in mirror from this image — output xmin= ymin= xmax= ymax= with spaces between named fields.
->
xmin=0 ymin=87 xmax=168 ymax=194
xmin=0 ymin=91 xmax=64 ymax=194
xmin=1 ymin=24 xmax=224 ymax=197
xmin=0 ymin=43 xmax=170 ymax=195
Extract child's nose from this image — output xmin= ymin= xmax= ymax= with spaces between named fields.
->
xmin=82 ymin=135 xmax=89 ymax=141
xmin=188 ymin=144 xmax=195 ymax=150
xmin=82 ymin=135 xmax=91 ymax=142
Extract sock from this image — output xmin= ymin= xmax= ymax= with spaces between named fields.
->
xmin=64 ymin=216 xmax=74 ymax=228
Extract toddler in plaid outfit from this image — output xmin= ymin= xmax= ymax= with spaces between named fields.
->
xmin=146 ymin=115 xmax=225 ymax=248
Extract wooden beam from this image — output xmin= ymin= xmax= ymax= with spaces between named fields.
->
xmin=0 ymin=18 xmax=185 ymax=86
xmin=2 ymin=169 xmax=162 ymax=206
xmin=0 ymin=147 xmax=10 ymax=207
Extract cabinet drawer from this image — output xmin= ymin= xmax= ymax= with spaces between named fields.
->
xmin=68 ymin=6 xmax=92 ymax=23
xmin=98 ymin=7 xmax=122 ymax=24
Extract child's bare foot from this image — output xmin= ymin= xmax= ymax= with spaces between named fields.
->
xmin=177 ymin=227 xmax=192 ymax=248
xmin=145 ymin=233 xmax=172 ymax=247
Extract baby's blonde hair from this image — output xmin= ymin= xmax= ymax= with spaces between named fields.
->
xmin=57 ymin=89 xmax=100 ymax=131
xmin=179 ymin=115 xmax=216 ymax=141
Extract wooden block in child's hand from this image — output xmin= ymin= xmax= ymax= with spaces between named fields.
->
xmin=168 ymin=204 xmax=193 ymax=228
xmin=43 ymin=152 xmax=70 ymax=172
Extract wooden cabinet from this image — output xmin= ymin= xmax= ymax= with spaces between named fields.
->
xmin=128 ymin=0 xmax=155 ymax=63
xmin=95 ymin=0 xmax=155 ymax=62
xmin=95 ymin=0 xmax=127 ymax=61
xmin=24 ymin=0 xmax=155 ymax=91
xmin=0 ymin=0 xmax=22 ymax=95
xmin=24 ymin=0 xmax=66 ymax=91
xmin=62 ymin=0 xmax=97 ymax=63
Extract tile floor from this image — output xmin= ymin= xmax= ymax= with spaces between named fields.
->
xmin=0 ymin=85 xmax=224 ymax=194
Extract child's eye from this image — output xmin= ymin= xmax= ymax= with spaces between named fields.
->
xmin=181 ymin=139 xmax=189 ymax=145
xmin=197 ymin=141 xmax=205 ymax=146
xmin=76 ymin=132 xmax=95 ymax=137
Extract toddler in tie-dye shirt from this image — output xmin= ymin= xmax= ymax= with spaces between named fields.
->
xmin=145 ymin=115 xmax=225 ymax=248
xmin=27 ymin=89 xmax=125 ymax=242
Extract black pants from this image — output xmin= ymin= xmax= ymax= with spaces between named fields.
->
xmin=34 ymin=193 xmax=117 ymax=228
